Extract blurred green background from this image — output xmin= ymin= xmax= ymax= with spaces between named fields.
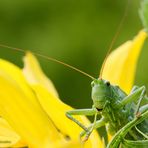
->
xmin=0 ymin=0 xmax=148 ymax=110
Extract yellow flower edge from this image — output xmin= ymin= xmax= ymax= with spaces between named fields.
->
xmin=23 ymin=52 xmax=102 ymax=148
xmin=31 ymin=84 xmax=101 ymax=148
xmin=0 ymin=59 xmax=65 ymax=148
xmin=0 ymin=117 xmax=26 ymax=148
xmin=102 ymin=30 xmax=147 ymax=94
xmin=23 ymin=51 xmax=59 ymax=98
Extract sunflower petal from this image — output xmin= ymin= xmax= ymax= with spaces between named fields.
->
xmin=0 ymin=117 xmax=26 ymax=147
xmin=0 ymin=59 xmax=63 ymax=148
xmin=30 ymin=84 xmax=101 ymax=148
xmin=23 ymin=51 xmax=59 ymax=98
xmin=102 ymin=30 xmax=147 ymax=93
xmin=23 ymin=52 xmax=102 ymax=147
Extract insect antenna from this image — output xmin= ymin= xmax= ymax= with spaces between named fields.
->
xmin=99 ymin=0 xmax=130 ymax=79
xmin=0 ymin=43 xmax=95 ymax=80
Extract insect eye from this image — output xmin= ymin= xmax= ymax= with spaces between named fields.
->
xmin=106 ymin=81 xmax=110 ymax=86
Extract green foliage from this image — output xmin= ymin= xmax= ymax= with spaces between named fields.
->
xmin=140 ymin=0 xmax=148 ymax=32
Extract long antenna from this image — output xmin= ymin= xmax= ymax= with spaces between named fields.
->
xmin=0 ymin=44 xmax=95 ymax=80
xmin=99 ymin=0 xmax=130 ymax=78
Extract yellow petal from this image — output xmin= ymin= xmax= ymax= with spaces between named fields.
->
xmin=0 ymin=117 xmax=26 ymax=148
xmin=31 ymin=84 xmax=102 ymax=148
xmin=23 ymin=51 xmax=59 ymax=98
xmin=23 ymin=52 xmax=102 ymax=147
xmin=102 ymin=30 xmax=147 ymax=93
xmin=0 ymin=59 xmax=63 ymax=148
xmin=0 ymin=59 xmax=38 ymax=101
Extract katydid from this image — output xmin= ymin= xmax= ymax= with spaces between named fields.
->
xmin=66 ymin=78 xmax=148 ymax=147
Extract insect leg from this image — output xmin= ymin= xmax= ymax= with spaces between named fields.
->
xmin=131 ymin=85 xmax=148 ymax=105
xmin=134 ymin=87 xmax=146 ymax=116
xmin=135 ymin=126 xmax=148 ymax=139
xmin=115 ymin=86 xmax=146 ymax=109
xmin=66 ymin=108 xmax=97 ymax=131
xmin=83 ymin=113 xmax=98 ymax=141
xmin=107 ymin=110 xmax=148 ymax=148
xmin=139 ymin=104 xmax=148 ymax=114
xmin=130 ymin=85 xmax=139 ymax=93
xmin=80 ymin=117 xmax=106 ymax=138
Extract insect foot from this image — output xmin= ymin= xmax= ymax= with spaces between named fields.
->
xmin=82 ymin=130 xmax=93 ymax=142
xmin=136 ymin=112 xmax=141 ymax=118
xmin=82 ymin=134 xmax=89 ymax=142
xmin=82 ymin=136 xmax=89 ymax=142
xmin=79 ymin=128 xmax=92 ymax=142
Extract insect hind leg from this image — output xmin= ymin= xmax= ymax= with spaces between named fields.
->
xmin=134 ymin=86 xmax=146 ymax=117
xmin=66 ymin=108 xmax=97 ymax=131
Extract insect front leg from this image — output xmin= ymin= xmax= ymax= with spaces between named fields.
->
xmin=82 ymin=113 xmax=98 ymax=141
xmin=66 ymin=107 xmax=97 ymax=132
xmin=80 ymin=117 xmax=106 ymax=138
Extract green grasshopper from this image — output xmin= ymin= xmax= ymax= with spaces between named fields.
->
xmin=66 ymin=77 xmax=148 ymax=147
